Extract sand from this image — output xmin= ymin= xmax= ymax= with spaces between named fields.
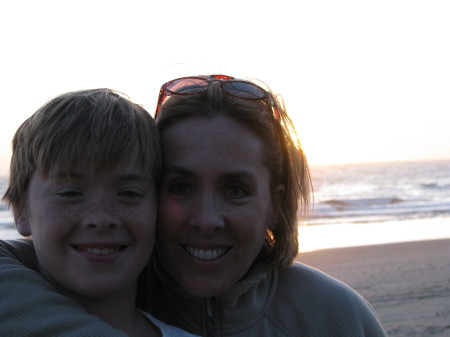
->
xmin=297 ymin=238 xmax=450 ymax=337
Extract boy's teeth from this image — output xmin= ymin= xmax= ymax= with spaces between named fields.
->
xmin=85 ymin=247 xmax=120 ymax=255
xmin=184 ymin=246 xmax=228 ymax=261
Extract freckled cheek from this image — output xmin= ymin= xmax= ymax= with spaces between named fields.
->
xmin=33 ymin=216 xmax=71 ymax=241
xmin=34 ymin=203 xmax=75 ymax=228
xmin=127 ymin=208 xmax=157 ymax=231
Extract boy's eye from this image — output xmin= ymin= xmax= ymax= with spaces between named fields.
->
xmin=118 ymin=189 xmax=143 ymax=198
xmin=56 ymin=189 xmax=83 ymax=197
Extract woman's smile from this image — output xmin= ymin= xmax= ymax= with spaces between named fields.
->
xmin=183 ymin=245 xmax=230 ymax=262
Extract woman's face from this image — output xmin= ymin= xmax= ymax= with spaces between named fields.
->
xmin=157 ymin=115 xmax=278 ymax=297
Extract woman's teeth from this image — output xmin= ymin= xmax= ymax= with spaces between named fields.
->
xmin=184 ymin=246 xmax=228 ymax=261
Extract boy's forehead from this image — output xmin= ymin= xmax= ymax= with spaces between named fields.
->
xmin=46 ymin=152 xmax=146 ymax=177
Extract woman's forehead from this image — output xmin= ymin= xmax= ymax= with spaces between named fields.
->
xmin=161 ymin=116 xmax=268 ymax=175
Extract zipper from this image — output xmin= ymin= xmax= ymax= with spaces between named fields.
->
xmin=206 ymin=298 xmax=219 ymax=337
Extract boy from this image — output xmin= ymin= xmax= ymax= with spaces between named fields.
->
xmin=1 ymin=89 xmax=198 ymax=337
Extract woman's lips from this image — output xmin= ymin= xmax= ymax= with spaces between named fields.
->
xmin=182 ymin=245 xmax=230 ymax=261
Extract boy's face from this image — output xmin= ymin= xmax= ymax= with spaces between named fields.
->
xmin=19 ymin=154 xmax=156 ymax=301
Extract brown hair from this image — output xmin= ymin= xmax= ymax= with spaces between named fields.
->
xmin=156 ymin=81 xmax=312 ymax=268
xmin=3 ymin=88 xmax=161 ymax=219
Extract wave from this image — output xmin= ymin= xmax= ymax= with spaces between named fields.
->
xmin=311 ymin=196 xmax=450 ymax=225
xmin=306 ymin=211 xmax=450 ymax=226
xmin=0 ymin=220 xmax=15 ymax=229
xmin=323 ymin=198 xmax=404 ymax=208
xmin=421 ymin=183 xmax=450 ymax=190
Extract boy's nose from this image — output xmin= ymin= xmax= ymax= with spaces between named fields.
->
xmin=82 ymin=198 xmax=120 ymax=230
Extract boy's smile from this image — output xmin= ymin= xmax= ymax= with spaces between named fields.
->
xmin=71 ymin=241 xmax=129 ymax=262
xmin=19 ymin=154 xmax=156 ymax=302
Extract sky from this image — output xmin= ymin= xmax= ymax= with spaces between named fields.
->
xmin=1 ymin=0 xmax=449 ymax=176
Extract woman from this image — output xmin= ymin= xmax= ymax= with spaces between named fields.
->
xmin=145 ymin=75 xmax=387 ymax=336
xmin=0 ymin=75 xmax=387 ymax=336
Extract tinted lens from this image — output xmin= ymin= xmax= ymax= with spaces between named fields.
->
xmin=166 ymin=77 xmax=209 ymax=95
xmin=222 ymin=81 xmax=267 ymax=99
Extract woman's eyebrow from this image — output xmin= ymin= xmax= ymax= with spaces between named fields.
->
xmin=163 ymin=166 xmax=254 ymax=176
xmin=221 ymin=171 xmax=255 ymax=180
xmin=162 ymin=166 xmax=196 ymax=178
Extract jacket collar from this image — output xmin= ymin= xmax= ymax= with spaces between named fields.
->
xmin=148 ymin=256 xmax=277 ymax=333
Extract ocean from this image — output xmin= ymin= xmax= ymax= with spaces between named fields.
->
xmin=1 ymin=159 xmax=450 ymax=249
xmin=309 ymin=159 xmax=450 ymax=226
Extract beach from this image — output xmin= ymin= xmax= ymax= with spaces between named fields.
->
xmin=1 ymin=218 xmax=449 ymax=335
xmin=297 ymin=239 xmax=450 ymax=337
xmin=1 ymin=160 xmax=450 ymax=335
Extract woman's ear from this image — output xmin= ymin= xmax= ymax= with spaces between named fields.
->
xmin=15 ymin=213 xmax=31 ymax=236
xmin=271 ymin=184 xmax=285 ymax=224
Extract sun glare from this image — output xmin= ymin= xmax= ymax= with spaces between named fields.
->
xmin=298 ymin=217 xmax=450 ymax=253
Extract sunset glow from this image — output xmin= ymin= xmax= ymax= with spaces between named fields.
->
xmin=1 ymin=1 xmax=450 ymax=176
xmin=1 ymin=1 xmax=449 ymax=252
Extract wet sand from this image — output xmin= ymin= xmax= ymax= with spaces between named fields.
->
xmin=297 ymin=239 xmax=450 ymax=337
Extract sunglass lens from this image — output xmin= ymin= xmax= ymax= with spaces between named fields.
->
xmin=166 ymin=78 xmax=209 ymax=95
xmin=223 ymin=81 xmax=266 ymax=99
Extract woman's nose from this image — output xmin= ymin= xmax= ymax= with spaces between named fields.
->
xmin=189 ymin=194 xmax=224 ymax=234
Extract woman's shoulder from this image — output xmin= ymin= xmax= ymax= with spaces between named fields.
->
xmin=269 ymin=262 xmax=387 ymax=336
xmin=277 ymin=262 xmax=369 ymax=306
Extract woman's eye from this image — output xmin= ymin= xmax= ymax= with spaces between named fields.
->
xmin=168 ymin=183 xmax=192 ymax=196
xmin=225 ymin=185 xmax=248 ymax=199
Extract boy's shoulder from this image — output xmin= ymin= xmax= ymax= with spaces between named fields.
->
xmin=0 ymin=239 xmax=38 ymax=269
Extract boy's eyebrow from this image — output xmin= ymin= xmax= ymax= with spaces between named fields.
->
xmin=49 ymin=172 xmax=85 ymax=179
xmin=49 ymin=172 xmax=148 ymax=181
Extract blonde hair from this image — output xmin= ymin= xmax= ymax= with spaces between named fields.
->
xmin=156 ymin=81 xmax=312 ymax=267
xmin=3 ymin=88 xmax=161 ymax=218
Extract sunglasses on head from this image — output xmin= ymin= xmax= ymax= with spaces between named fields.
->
xmin=155 ymin=74 xmax=279 ymax=119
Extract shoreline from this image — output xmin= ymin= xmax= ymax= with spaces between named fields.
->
xmin=298 ymin=216 xmax=450 ymax=252
xmin=297 ymin=238 xmax=450 ymax=337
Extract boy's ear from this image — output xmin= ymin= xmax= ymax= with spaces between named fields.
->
xmin=15 ymin=214 xmax=31 ymax=236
